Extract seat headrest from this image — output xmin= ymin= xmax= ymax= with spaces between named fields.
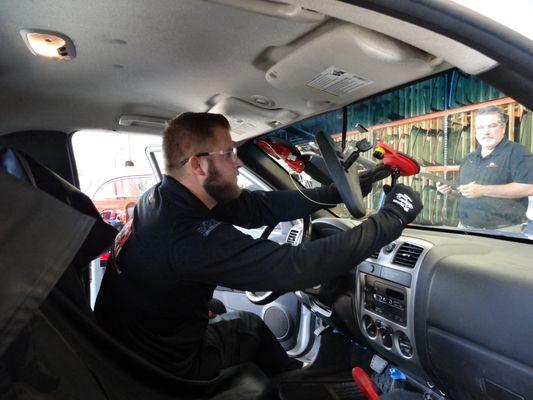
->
xmin=0 ymin=145 xmax=117 ymax=268
xmin=0 ymin=147 xmax=36 ymax=186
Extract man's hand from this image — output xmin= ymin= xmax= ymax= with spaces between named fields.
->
xmin=359 ymin=165 xmax=391 ymax=197
xmin=458 ymin=181 xmax=485 ymax=198
xmin=436 ymin=181 xmax=452 ymax=194
xmin=380 ymin=184 xmax=423 ymax=225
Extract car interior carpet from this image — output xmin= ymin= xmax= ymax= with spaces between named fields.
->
xmin=380 ymin=391 xmax=426 ymax=400
xmin=276 ymin=370 xmax=365 ymax=400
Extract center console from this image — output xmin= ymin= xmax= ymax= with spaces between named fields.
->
xmin=356 ymin=237 xmax=432 ymax=363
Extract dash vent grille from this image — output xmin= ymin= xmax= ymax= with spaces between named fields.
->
xmin=369 ymin=248 xmax=381 ymax=259
xmin=392 ymin=243 xmax=424 ymax=268
xmin=286 ymin=227 xmax=301 ymax=246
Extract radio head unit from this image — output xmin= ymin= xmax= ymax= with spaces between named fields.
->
xmin=363 ymin=275 xmax=407 ymax=326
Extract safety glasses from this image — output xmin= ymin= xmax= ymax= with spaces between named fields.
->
xmin=179 ymin=148 xmax=238 ymax=167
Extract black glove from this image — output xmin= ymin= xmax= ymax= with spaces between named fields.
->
xmin=380 ymin=183 xmax=422 ymax=225
xmin=359 ymin=165 xmax=391 ymax=197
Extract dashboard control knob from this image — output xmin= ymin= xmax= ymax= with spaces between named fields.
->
xmin=384 ymin=242 xmax=397 ymax=254
xmin=362 ymin=315 xmax=377 ymax=339
xmin=380 ymin=326 xmax=393 ymax=349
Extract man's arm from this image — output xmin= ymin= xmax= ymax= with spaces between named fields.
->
xmin=179 ymin=184 xmax=421 ymax=293
xmin=459 ymin=182 xmax=533 ymax=199
xmin=182 ymin=206 xmax=404 ymax=293
xmin=213 ymin=165 xmax=390 ymax=228
xmin=212 ymin=184 xmax=341 ymax=228
xmin=446 ymin=147 xmax=533 ymax=199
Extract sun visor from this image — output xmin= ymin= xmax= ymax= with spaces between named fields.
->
xmin=265 ymin=21 xmax=442 ymax=105
xmin=208 ymin=96 xmax=299 ymax=139
xmin=0 ymin=171 xmax=94 ymax=356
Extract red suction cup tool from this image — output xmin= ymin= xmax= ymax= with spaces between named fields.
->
xmin=373 ymin=142 xmax=420 ymax=177
xmin=256 ymin=138 xmax=306 ymax=173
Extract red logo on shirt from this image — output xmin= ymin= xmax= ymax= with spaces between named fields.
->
xmin=114 ymin=219 xmax=133 ymax=255
xmin=110 ymin=219 xmax=134 ymax=274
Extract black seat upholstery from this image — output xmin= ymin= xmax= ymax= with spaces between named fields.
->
xmin=0 ymin=146 xmax=278 ymax=400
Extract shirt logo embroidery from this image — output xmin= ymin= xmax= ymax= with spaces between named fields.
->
xmin=198 ymin=219 xmax=221 ymax=236
xmin=487 ymin=162 xmax=498 ymax=168
xmin=111 ymin=219 xmax=134 ymax=274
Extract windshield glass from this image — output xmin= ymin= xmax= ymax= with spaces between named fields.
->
xmin=256 ymin=69 xmax=533 ymax=240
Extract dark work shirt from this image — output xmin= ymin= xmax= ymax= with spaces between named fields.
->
xmin=458 ymin=139 xmax=532 ymax=228
xmin=95 ymin=175 xmax=404 ymax=378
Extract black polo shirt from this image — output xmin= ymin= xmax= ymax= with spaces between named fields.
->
xmin=95 ymin=175 xmax=404 ymax=378
xmin=458 ymin=138 xmax=532 ymax=228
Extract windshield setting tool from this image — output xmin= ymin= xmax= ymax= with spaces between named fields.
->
xmin=343 ymin=138 xmax=373 ymax=170
xmin=373 ymin=143 xmax=420 ymax=186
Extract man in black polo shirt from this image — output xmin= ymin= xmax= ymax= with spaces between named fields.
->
xmin=95 ymin=112 xmax=422 ymax=380
xmin=437 ymin=106 xmax=533 ymax=230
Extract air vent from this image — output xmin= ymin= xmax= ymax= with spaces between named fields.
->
xmin=369 ymin=247 xmax=381 ymax=259
xmin=286 ymin=226 xmax=302 ymax=246
xmin=392 ymin=243 xmax=424 ymax=268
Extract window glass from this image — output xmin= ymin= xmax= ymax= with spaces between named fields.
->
xmin=93 ymin=176 xmax=155 ymax=200
xmin=72 ymin=130 xmax=161 ymax=229
xmin=72 ymin=130 xmax=162 ymax=308
xmin=257 ymin=69 xmax=533 ymax=239
xmin=235 ymin=168 xmax=292 ymax=244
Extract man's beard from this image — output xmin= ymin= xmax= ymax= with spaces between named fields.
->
xmin=203 ymin=159 xmax=241 ymax=203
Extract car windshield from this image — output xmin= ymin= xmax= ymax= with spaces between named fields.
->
xmin=256 ymin=68 xmax=533 ymax=240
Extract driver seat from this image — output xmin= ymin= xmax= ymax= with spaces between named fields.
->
xmin=0 ymin=145 xmax=278 ymax=400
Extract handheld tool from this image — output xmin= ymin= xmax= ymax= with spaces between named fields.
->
xmin=373 ymin=142 xmax=420 ymax=186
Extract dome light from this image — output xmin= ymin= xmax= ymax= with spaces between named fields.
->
xmin=20 ymin=29 xmax=76 ymax=60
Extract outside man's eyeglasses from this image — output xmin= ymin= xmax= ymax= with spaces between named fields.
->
xmin=179 ymin=148 xmax=238 ymax=167
xmin=475 ymin=122 xmax=504 ymax=131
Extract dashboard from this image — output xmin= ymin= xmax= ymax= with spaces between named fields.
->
xmin=291 ymin=217 xmax=533 ymax=400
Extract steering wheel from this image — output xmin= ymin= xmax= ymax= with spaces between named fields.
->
xmin=245 ymin=214 xmax=312 ymax=305
xmin=246 ymin=132 xmax=365 ymax=303
xmin=315 ymin=131 xmax=366 ymax=219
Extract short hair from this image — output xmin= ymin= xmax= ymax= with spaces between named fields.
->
xmin=475 ymin=105 xmax=507 ymax=124
xmin=162 ymin=112 xmax=230 ymax=176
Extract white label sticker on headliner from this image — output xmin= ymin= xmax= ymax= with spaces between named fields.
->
xmin=230 ymin=119 xmax=257 ymax=136
xmin=306 ymin=66 xmax=372 ymax=97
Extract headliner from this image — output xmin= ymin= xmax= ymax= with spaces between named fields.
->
xmin=1 ymin=0 xmax=496 ymax=139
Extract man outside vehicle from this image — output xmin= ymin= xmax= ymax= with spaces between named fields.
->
xmin=95 ymin=112 xmax=422 ymax=380
xmin=437 ymin=106 xmax=533 ymax=231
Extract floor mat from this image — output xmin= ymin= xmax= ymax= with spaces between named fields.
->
xmin=278 ymin=380 xmax=365 ymax=400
